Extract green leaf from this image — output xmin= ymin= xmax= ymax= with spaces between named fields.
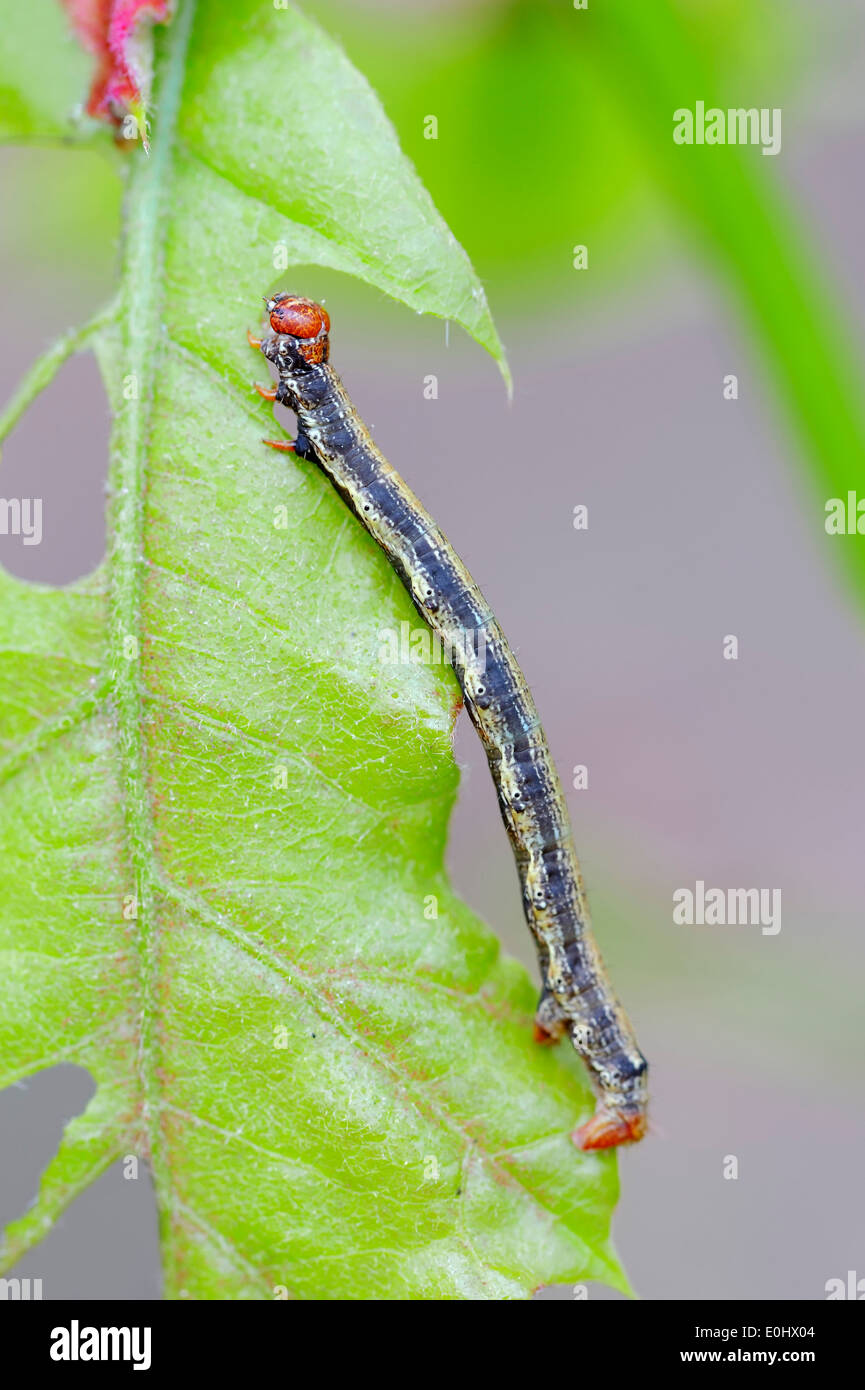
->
xmin=0 ymin=0 xmax=626 ymax=1299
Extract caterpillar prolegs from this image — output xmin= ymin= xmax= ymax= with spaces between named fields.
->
xmin=250 ymin=294 xmax=648 ymax=1150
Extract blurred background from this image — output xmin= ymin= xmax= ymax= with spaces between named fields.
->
xmin=1 ymin=0 xmax=864 ymax=1299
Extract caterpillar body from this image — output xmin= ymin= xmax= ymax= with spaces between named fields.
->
xmin=250 ymin=294 xmax=648 ymax=1150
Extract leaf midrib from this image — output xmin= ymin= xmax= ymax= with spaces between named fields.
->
xmin=108 ymin=0 xmax=198 ymax=1212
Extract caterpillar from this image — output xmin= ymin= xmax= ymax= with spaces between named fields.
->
xmin=249 ymin=294 xmax=648 ymax=1150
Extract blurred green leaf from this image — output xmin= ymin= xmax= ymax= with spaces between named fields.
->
xmin=0 ymin=147 xmax=121 ymax=268
xmin=310 ymin=0 xmax=786 ymax=296
xmin=583 ymin=0 xmax=865 ymax=607
xmin=315 ymin=0 xmax=865 ymax=609
xmin=311 ymin=0 xmax=660 ymax=294
xmin=0 ymin=0 xmax=627 ymax=1300
xmin=0 ymin=0 xmax=91 ymax=141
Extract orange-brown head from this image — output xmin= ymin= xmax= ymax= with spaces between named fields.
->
xmin=265 ymin=294 xmax=330 ymax=364
xmin=572 ymin=1106 xmax=647 ymax=1151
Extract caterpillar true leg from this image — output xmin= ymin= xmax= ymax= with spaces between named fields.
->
xmin=250 ymin=293 xmax=649 ymax=1150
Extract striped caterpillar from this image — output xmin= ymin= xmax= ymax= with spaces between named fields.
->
xmin=249 ymin=295 xmax=648 ymax=1150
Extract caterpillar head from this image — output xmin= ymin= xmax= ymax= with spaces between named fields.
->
xmin=263 ymin=293 xmax=330 ymax=368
